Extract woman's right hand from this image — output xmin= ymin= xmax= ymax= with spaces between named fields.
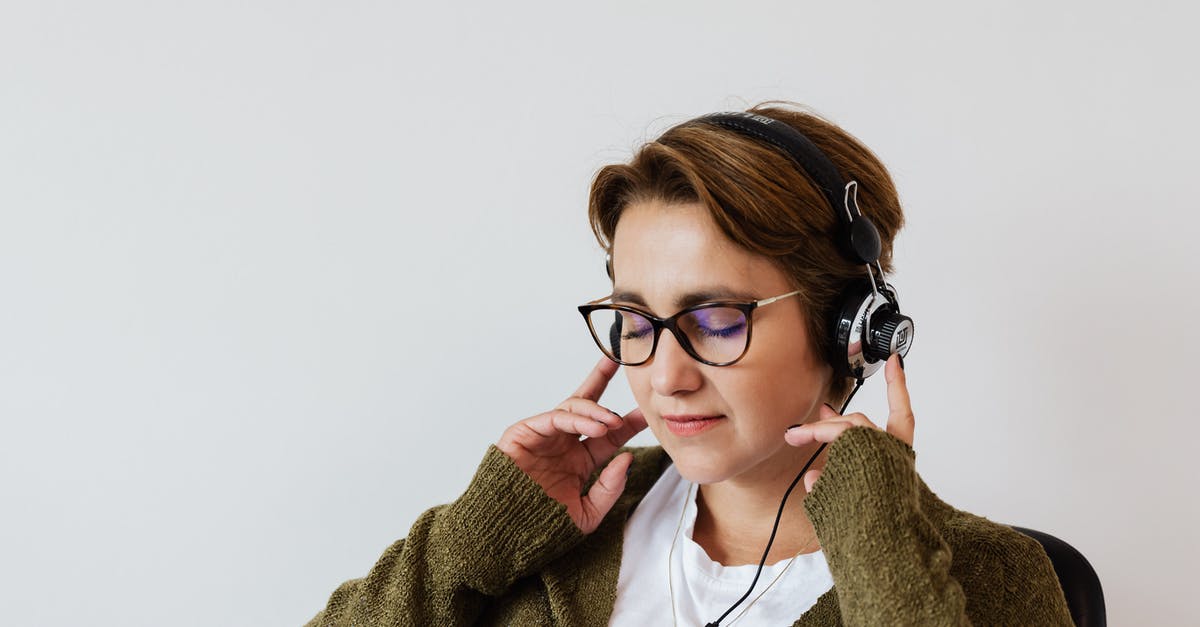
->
xmin=496 ymin=357 xmax=647 ymax=534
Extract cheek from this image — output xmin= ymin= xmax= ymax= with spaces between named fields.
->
xmin=624 ymin=369 xmax=654 ymax=409
xmin=726 ymin=333 xmax=830 ymax=423
xmin=722 ymin=371 xmax=798 ymax=425
xmin=703 ymin=372 xmax=821 ymax=447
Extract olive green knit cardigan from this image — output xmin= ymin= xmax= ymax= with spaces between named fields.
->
xmin=306 ymin=426 xmax=1073 ymax=626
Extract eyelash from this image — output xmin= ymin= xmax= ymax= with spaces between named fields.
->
xmin=698 ymin=322 xmax=746 ymax=338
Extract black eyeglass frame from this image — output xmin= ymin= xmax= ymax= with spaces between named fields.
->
xmin=576 ymin=289 xmax=802 ymax=367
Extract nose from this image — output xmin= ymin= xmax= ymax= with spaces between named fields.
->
xmin=648 ymin=328 xmax=703 ymax=397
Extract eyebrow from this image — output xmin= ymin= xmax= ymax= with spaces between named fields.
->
xmin=611 ymin=287 xmax=762 ymax=312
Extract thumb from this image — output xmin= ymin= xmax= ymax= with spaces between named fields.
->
xmin=803 ymin=468 xmax=823 ymax=494
xmin=577 ymin=452 xmax=634 ymax=534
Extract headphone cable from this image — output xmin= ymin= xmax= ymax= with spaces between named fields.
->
xmin=704 ymin=378 xmax=865 ymax=627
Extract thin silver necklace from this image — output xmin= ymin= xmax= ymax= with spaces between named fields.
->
xmin=667 ymin=482 xmax=817 ymax=627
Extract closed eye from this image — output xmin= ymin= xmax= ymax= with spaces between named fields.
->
xmin=698 ymin=321 xmax=746 ymax=338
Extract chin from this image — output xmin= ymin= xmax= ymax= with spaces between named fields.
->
xmin=655 ymin=426 xmax=798 ymax=487
xmin=675 ymin=464 xmax=733 ymax=485
xmin=656 ymin=439 xmax=741 ymax=485
xmin=646 ymin=419 xmax=730 ymax=479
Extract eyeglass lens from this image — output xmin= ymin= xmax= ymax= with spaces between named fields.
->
xmin=586 ymin=306 xmax=749 ymax=364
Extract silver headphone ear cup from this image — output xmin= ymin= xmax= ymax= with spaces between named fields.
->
xmin=832 ymin=281 xmax=888 ymax=381
xmin=833 ymin=280 xmax=914 ymax=380
xmin=833 ymin=281 xmax=871 ymax=380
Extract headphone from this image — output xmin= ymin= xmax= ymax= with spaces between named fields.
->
xmin=605 ymin=110 xmax=914 ymax=381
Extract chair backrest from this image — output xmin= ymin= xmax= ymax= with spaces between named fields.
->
xmin=1010 ymin=525 xmax=1106 ymax=627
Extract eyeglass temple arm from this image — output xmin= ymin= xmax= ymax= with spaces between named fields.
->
xmin=755 ymin=289 xmax=803 ymax=307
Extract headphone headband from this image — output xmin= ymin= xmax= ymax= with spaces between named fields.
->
xmin=691 ymin=112 xmax=846 ymax=226
xmin=683 ymin=111 xmax=882 ymax=266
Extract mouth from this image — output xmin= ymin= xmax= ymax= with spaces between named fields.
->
xmin=661 ymin=414 xmax=726 ymax=437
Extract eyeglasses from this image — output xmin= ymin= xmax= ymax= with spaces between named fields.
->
xmin=577 ymin=289 xmax=802 ymax=367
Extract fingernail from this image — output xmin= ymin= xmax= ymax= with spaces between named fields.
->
xmin=823 ymin=403 xmax=836 ymax=412
xmin=609 ymin=409 xmax=623 ymax=420
xmin=786 ymin=423 xmax=803 ymax=432
xmin=897 ymin=353 xmax=905 ymax=370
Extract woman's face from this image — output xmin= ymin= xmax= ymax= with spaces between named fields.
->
xmin=611 ymin=200 xmax=833 ymax=485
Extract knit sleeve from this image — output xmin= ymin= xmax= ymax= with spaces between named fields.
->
xmin=304 ymin=444 xmax=586 ymax=626
xmin=802 ymin=426 xmax=1072 ymax=626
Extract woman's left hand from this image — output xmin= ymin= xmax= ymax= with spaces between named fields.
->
xmin=784 ymin=353 xmax=914 ymax=494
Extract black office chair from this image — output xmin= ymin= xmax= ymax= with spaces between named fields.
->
xmin=1010 ymin=526 xmax=1106 ymax=627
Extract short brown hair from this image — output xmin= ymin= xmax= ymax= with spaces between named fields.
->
xmin=586 ymin=101 xmax=905 ymax=405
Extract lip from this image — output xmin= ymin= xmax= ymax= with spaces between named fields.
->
xmin=661 ymin=414 xmax=725 ymax=437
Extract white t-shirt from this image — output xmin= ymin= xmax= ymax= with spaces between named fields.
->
xmin=609 ymin=464 xmax=834 ymax=626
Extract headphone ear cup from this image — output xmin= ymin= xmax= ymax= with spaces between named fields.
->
xmin=831 ymin=280 xmax=876 ymax=381
xmin=832 ymin=280 xmax=914 ymax=381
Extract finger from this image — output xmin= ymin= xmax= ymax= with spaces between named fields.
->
xmin=807 ymin=410 xmax=876 ymax=430
xmin=833 ymin=412 xmax=875 ymax=426
xmin=577 ymin=451 xmax=634 ymax=534
xmin=817 ymin=405 xmax=874 ymax=427
xmin=884 ymin=353 xmax=915 ymax=446
xmin=785 ymin=416 xmax=877 ymax=446
xmin=784 ymin=404 xmax=835 ymax=447
xmin=608 ymin=407 xmax=648 ymax=445
xmin=583 ymin=407 xmax=648 ymax=463
xmin=572 ymin=356 xmax=621 ymax=402
xmin=803 ymin=468 xmax=822 ymax=493
xmin=521 ymin=410 xmax=612 ymax=442
xmin=781 ymin=403 xmax=842 ymax=448
xmin=558 ymin=397 xmax=625 ymax=428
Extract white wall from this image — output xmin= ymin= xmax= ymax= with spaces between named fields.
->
xmin=1 ymin=1 xmax=1195 ymax=624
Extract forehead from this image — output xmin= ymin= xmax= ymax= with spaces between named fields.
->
xmin=610 ymin=201 xmax=789 ymax=311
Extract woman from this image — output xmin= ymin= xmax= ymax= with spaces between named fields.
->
xmin=306 ymin=103 xmax=1073 ymax=625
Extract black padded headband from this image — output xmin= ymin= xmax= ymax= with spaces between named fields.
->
xmin=681 ymin=111 xmax=882 ymax=265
